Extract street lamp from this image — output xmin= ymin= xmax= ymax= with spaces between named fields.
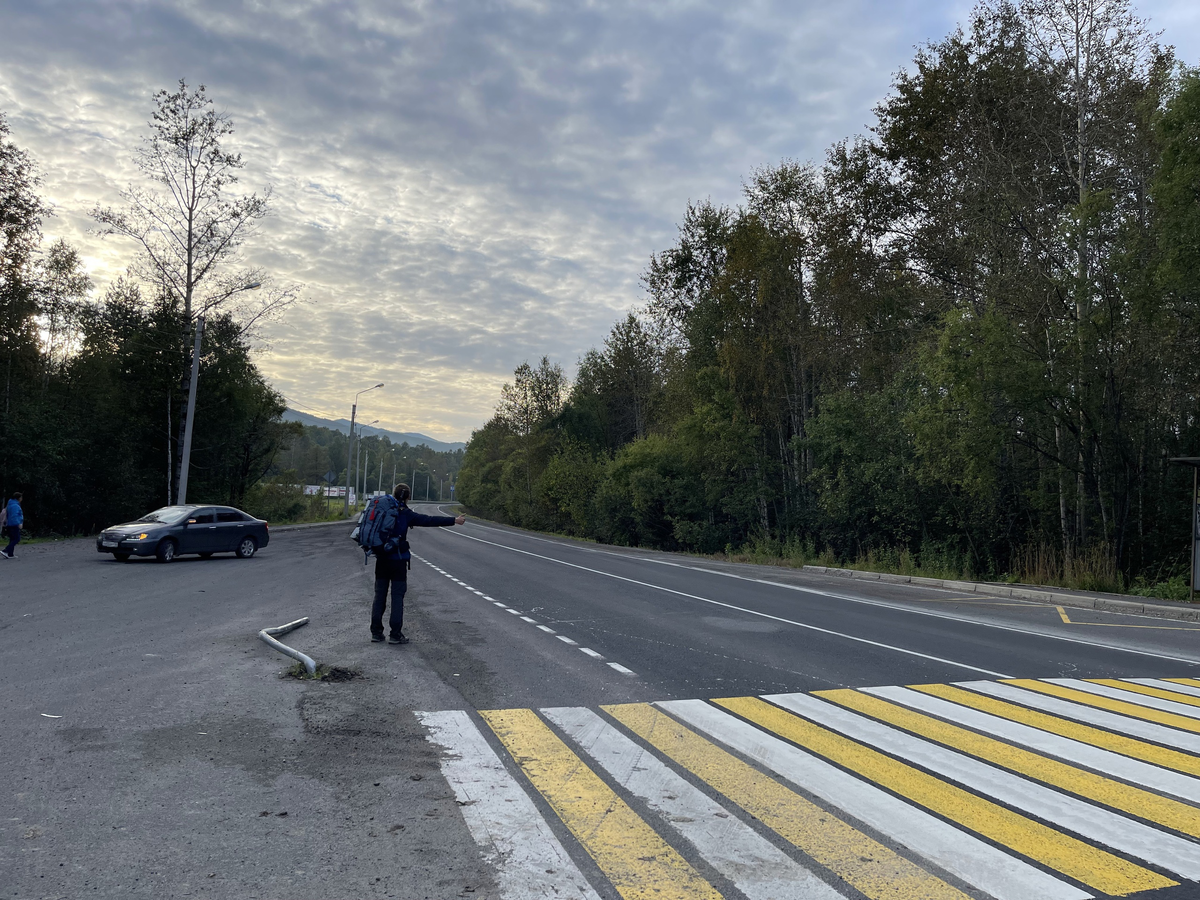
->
xmin=344 ymin=384 xmax=384 ymax=514
xmin=356 ymin=420 xmax=378 ymax=510
xmin=177 ymin=282 xmax=261 ymax=505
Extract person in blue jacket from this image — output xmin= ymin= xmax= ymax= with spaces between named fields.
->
xmin=372 ymin=483 xmax=465 ymax=644
xmin=3 ymin=492 xmax=23 ymax=559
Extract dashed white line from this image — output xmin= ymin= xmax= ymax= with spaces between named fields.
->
xmin=416 ymin=553 xmax=637 ymax=676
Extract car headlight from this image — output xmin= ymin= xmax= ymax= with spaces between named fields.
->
xmin=128 ymin=532 xmax=152 ymax=541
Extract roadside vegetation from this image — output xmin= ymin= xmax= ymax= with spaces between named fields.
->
xmin=0 ymin=83 xmax=461 ymax=535
xmin=458 ymin=0 xmax=1200 ymax=602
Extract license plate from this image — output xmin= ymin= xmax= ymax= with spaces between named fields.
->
xmin=102 ymin=539 xmax=118 ymax=547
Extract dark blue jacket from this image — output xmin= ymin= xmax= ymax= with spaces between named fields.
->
xmin=5 ymin=499 xmax=22 ymax=528
xmin=384 ymin=504 xmax=455 ymax=561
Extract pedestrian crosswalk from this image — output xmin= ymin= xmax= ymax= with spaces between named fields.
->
xmin=418 ymin=677 xmax=1200 ymax=899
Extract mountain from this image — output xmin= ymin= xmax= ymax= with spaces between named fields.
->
xmin=282 ymin=409 xmax=466 ymax=453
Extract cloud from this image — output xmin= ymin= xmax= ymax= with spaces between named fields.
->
xmin=2 ymin=0 xmax=1191 ymax=440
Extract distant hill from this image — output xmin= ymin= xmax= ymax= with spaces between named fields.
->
xmin=283 ymin=409 xmax=466 ymax=453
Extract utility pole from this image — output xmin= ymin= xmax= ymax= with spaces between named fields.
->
xmin=344 ymin=384 xmax=383 ymax=514
xmin=177 ymin=316 xmax=205 ymax=505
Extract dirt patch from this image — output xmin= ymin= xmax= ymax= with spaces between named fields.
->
xmin=284 ymin=663 xmax=364 ymax=682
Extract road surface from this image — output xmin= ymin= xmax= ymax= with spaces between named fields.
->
xmin=3 ymin=507 xmax=1200 ymax=899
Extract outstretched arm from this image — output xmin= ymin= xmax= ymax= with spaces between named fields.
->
xmin=406 ymin=510 xmax=466 ymax=527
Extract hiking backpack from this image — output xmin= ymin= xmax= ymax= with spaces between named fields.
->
xmin=354 ymin=494 xmax=401 ymax=563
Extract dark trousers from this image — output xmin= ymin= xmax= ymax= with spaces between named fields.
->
xmin=371 ymin=556 xmax=409 ymax=636
xmin=3 ymin=525 xmax=18 ymax=556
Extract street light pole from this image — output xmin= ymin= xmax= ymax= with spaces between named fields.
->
xmin=176 ymin=316 xmax=206 ymax=505
xmin=343 ymin=384 xmax=383 ymax=514
xmin=177 ymin=282 xmax=262 ymax=506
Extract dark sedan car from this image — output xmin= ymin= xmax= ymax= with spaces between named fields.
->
xmin=96 ymin=505 xmax=269 ymax=563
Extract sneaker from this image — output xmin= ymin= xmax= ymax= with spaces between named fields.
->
xmin=388 ymin=633 xmax=409 ymax=645
xmin=370 ymin=633 xmax=385 ymax=643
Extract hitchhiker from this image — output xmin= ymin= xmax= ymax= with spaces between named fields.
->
xmin=371 ymin=483 xmax=465 ymax=644
xmin=3 ymin=492 xmax=23 ymax=559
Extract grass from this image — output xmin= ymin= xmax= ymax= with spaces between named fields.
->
xmin=284 ymin=662 xmax=363 ymax=681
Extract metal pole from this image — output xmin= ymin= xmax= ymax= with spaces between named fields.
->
xmin=1192 ymin=467 xmax=1197 ymax=604
xmin=392 ymin=462 xmax=397 ymax=494
xmin=177 ymin=316 xmax=205 ymax=505
xmin=343 ymin=404 xmax=356 ymax=515
xmin=379 ymin=458 xmax=384 ymax=498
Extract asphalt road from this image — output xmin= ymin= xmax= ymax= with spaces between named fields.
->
xmin=4 ymin=507 xmax=1200 ymax=900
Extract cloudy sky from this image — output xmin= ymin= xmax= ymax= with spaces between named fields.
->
xmin=2 ymin=1 xmax=1197 ymax=442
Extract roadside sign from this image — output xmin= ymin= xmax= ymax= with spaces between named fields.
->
xmin=324 ymin=469 xmax=338 ymax=484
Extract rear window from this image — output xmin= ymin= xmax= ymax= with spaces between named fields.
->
xmin=217 ymin=511 xmax=246 ymax=522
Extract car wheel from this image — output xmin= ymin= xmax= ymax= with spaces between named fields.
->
xmin=199 ymin=552 xmax=214 ymax=559
xmin=155 ymin=539 xmax=177 ymax=564
xmin=235 ymin=536 xmax=258 ymax=559
xmin=114 ymin=552 xmax=131 ymax=562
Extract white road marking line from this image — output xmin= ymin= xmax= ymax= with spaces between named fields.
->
xmin=520 ymin=616 xmax=538 ymax=623
xmin=482 ymin=596 xmax=496 ymax=601
xmin=657 ymin=699 xmax=1088 ymax=900
xmin=536 ymin=625 xmax=556 ymax=633
xmin=579 ymin=648 xmax=604 ymax=659
xmin=556 ymin=635 xmax=577 ymax=645
xmin=866 ymin=685 xmax=1200 ymax=803
xmin=416 ymin=710 xmax=603 ymax=900
xmin=1126 ymin=677 xmax=1200 ymax=699
xmin=506 ymin=609 xmax=522 ymax=616
xmin=543 ymin=706 xmax=842 ymax=900
xmin=493 ymin=602 xmax=508 ymax=608
xmin=473 ymin=590 xmax=485 ymax=596
xmin=445 ymin=524 xmax=1200 ymax=664
xmin=766 ymin=691 xmax=1200 ymax=880
xmin=443 ymin=530 xmax=1010 ymax=678
xmin=607 ymin=663 xmax=634 ymax=674
xmin=962 ymin=680 xmax=1200 ymax=754
xmin=1047 ymin=678 xmax=1200 ymax=720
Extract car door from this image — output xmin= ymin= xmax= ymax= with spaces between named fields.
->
xmin=213 ymin=508 xmax=249 ymax=551
xmin=182 ymin=508 xmax=219 ymax=553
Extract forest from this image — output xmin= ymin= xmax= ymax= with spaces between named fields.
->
xmin=458 ymin=0 xmax=1200 ymax=596
xmin=0 ymin=82 xmax=306 ymax=535
xmin=0 ymin=81 xmax=465 ymax=536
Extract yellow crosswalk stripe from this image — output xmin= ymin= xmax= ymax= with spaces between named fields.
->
xmin=603 ymin=702 xmax=972 ymax=900
xmin=910 ymin=683 xmax=1200 ymax=778
xmin=478 ymin=708 xmax=722 ymax=900
xmin=715 ymin=696 xmax=1176 ymax=897
xmin=1009 ymin=680 xmax=1200 ymax=733
xmin=1090 ymin=679 xmax=1200 ymax=709
xmin=817 ymin=689 xmax=1200 ymax=837
xmin=1167 ymin=678 xmax=1200 ymax=690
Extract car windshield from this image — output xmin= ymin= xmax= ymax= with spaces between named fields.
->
xmin=134 ymin=506 xmax=193 ymax=526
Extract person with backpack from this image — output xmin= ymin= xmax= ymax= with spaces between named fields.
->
xmin=367 ymin=483 xmax=465 ymax=644
xmin=3 ymin=492 xmax=24 ymax=559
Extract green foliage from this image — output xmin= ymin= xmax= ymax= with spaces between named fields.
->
xmin=458 ymin=1 xmax=1200 ymax=594
xmin=0 ymin=102 xmax=298 ymax=534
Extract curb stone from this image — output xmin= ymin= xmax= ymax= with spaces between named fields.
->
xmin=802 ymin=565 xmax=1200 ymax=622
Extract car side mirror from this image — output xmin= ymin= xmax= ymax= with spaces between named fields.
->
xmin=186 ymin=519 xmax=197 ymax=525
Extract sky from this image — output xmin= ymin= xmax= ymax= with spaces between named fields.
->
xmin=1 ymin=1 xmax=1197 ymax=442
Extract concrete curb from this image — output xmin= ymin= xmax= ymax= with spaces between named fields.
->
xmin=802 ymin=565 xmax=1200 ymax=622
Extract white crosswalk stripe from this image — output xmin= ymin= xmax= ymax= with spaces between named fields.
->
xmin=420 ymin=677 xmax=1200 ymax=900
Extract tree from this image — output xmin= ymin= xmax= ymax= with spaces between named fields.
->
xmin=0 ymin=112 xmax=50 ymax=419
xmin=496 ymin=357 xmax=568 ymax=436
xmin=91 ymin=81 xmax=297 ymax=501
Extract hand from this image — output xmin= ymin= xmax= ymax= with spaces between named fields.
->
xmin=455 ymin=515 xmax=466 ymax=525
